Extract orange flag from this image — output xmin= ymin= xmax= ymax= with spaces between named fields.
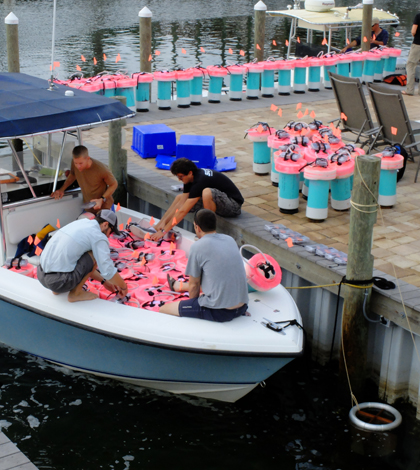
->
xmin=256 ymin=44 xmax=261 ymax=50
xmin=148 ymin=55 xmax=152 ymax=62
xmin=273 ymin=40 xmax=277 ymax=46
xmin=153 ymin=276 xmax=159 ymax=285
xmin=181 ymin=48 xmax=187 ymax=54
xmin=395 ymin=32 xmax=400 ymax=37
xmin=127 ymin=217 xmax=132 ymax=225
xmin=200 ymin=47 xmax=205 ymax=53
xmin=53 ymin=61 xmax=60 ymax=69
xmin=257 ymin=124 xmax=264 ymax=133
xmin=286 ymin=237 xmax=294 ymax=248
xmin=240 ymin=50 xmax=245 ymax=56
xmin=155 ymin=50 xmax=161 ymax=56
xmin=76 ymin=65 xmax=82 ymax=71
xmin=278 ymin=108 xmax=283 ymax=117
xmin=116 ymin=203 xmax=121 ymax=211
xmin=346 ymin=38 xmax=350 ymax=45
xmin=172 ymin=217 xmax=177 ymax=226
xmin=297 ymin=37 xmax=300 ymax=43
xmin=144 ymin=232 xmax=151 ymax=240
xmin=229 ymin=48 xmax=233 ymax=54
xmin=310 ymin=110 xmax=316 ymax=118
xmin=341 ymin=112 xmax=348 ymax=121
xmin=304 ymin=108 xmax=309 ymax=116
xmin=322 ymin=38 xmax=327 ymax=46
xmin=296 ymin=102 xmax=302 ymax=110
xmin=285 ymin=40 xmax=289 ymax=46
xmin=116 ymin=53 xmax=121 ymax=63
xmin=363 ymin=37 xmax=368 ymax=43
xmin=132 ymin=250 xmax=139 ymax=259
xmin=140 ymin=257 xmax=146 ymax=266
xmin=93 ymin=57 xmax=97 ymax=65
xmin=35 ymin=246 xmax=42 ymax=256
xmin=297 ymin=111 xmax=304 ymax=119
xmin=56 ymin=218 xmax=61 ymax=229
xmin=270 ymin=104 xmax=278 ymax=112
xmin=175 ymin=208 xmax=179 ymax=213
xmin=81 ymin=54 xmax=86 ymax=62
xmin=372 ymin=34 xmax=376 ymax=41
xmin=391 ymin=126 xmax=398 ymax=135
xmin=103 ymin=53 xmax=107 ymax=61
xmin=150 ymin=216 xmax=155 ymax=225
xmin=34 ymin=236 xmax=41 ymax=246
xmin=119 ymin=224 xmax=123 ymax=231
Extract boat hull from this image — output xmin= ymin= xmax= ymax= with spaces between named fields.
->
xmin=0 ymin=298 xmax=297 ymax=402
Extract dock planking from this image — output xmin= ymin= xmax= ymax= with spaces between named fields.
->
xmin=0 ymin=431 xmax=38 ymax=470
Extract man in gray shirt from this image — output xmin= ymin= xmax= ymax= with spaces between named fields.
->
xmin=159 ymin=209 xmax=248 ymax=322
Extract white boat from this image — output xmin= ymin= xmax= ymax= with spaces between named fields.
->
xmin=0 ymin=72 xmax=304 ymax=403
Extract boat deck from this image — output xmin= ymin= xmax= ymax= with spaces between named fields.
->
xmin=83 ymin=85 xmax=420 ymax=288
xmin=0 ymin=431 xmax=38 ymax=470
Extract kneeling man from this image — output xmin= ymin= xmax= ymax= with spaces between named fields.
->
xmin=37 ymin=210 xmax=127 ymax=302
xmin=159 ymin=209 xmax=249 ymax=322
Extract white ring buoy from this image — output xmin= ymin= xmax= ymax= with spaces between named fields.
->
xmin=349 ymin=402 xmax=402 ymax=432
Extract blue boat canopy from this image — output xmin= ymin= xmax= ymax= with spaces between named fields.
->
xmin=0 ymin=73 xmax=135 ymax=140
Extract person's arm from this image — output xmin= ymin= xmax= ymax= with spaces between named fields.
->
xmin=90 ymin=269 xmax=128 ymax=297
xmin=91 ymin=170 xmax=118 ymax=211
xmin=51 ymin=173 xmax=77 ymax=199
xmin=154 ymin=193 xmax=189 ymax=231
xmin=151 ymin=196 xmax=199 ymax=240
xmin=188 ymin=275 xmax=201 ymax=299
xmin=341 ymin=39 xmax=358 ymax=53
xmin=412 ymin=24 xmax=418 ymax=37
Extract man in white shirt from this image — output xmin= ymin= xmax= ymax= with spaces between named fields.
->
xmin=37 ymin=210 xmax=127 ymax=303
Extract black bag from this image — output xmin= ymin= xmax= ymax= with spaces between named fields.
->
xmin=394 ymin=144 xmax=408 ymax=182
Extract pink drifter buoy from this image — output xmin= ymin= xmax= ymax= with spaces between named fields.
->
xmin=240 ymin=245 xmax=282 ymax=292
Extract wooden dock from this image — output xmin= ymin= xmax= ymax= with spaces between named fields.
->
xmin=0 ymin=431 xmax=38 ymax=470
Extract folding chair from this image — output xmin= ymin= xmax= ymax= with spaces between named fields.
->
xmin=329 ymin=72 xmax=382 ymax=152
xmin=367 ymin=83 xmax=420 ymax=180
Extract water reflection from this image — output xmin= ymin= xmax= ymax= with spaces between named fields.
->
xmin=0 ymin=0 xmax=412 ymax=79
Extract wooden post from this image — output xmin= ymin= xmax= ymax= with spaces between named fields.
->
xmin=361 ymin=0 xmax=373 ymax=52
xmin=5 ymin=12 xmax=23 ymax=170
xmin=109 ymin=96 xmax=128 ymax=207
xmin=139 ymin=7 xmax=152 ymax=73
xmin=340 ymin=155 xmax=380 ymax=395
xmin=254 ymin=1 xmax=266 ymax=62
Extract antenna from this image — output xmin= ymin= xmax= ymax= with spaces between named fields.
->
xmin=48 ymin=0 xmax=57 ymax=90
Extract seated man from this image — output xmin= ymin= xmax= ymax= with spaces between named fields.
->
xmin=37 ymin=209 xmax=127 ymax=303
xmin=51 ymin=145 xmax=118 ymax=214
xmin=159 ymin=209 xmax=249 ymax=322
xmin=341 ymin=18 xmax=389 ymax=52
xmin=151 ymin=158 xmax=244 ymax=240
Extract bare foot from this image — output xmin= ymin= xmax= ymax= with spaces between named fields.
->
xmin=68 ymin=290 xmax=98 ymax=303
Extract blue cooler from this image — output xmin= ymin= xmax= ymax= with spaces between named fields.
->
xmin=176 ymin=135 xmax=216 ymax=169
xmin=131 ymin=124 xmax=177 ymax=159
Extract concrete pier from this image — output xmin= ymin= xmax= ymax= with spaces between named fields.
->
xmin=0 ymin=431 xmax=38 ymax=469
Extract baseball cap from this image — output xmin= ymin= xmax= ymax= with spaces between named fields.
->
xmin=372 ymin=17 xmax=379 ymax=26
xmin=100 ymin=209 xmax=121 ymax=235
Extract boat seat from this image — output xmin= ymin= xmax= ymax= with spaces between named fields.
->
xmin=3 ymin=193 xmax=83 ymax=259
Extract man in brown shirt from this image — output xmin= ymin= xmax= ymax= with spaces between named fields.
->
xmin=51 ymin=145 xmax=118 ymax=213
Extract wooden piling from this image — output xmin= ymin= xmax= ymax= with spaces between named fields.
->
xmin=254 ymin=1 xmax=266 ymax=62
xmin=361 ymin=0 xmax=373 ymax=52
xmin=340 ymin=155 xmax=381 ymax=395
xmin=109 ymin=96 xmax=128 ymax=207
xmin=139 ymin=7 xmax=152 ymax=73
xmin=5 ymin=12 xmax=23 ymax=170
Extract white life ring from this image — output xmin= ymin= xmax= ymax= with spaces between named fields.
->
xmin=349 ymin=402 xmax=402 ymax=432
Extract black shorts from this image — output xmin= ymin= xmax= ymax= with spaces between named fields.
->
xmin=37 ymin=252 xmax=94 ymax=293
xmin=178 ymin=297 xmax=247 ymax=322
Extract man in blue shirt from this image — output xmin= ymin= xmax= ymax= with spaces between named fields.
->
xmin=341 ymin=18 xmax=389 ymax=52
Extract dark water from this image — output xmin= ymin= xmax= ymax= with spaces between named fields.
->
xmin=1 ymin=345 xmax=420 ymax=470
xmin=0 ymin=0 xmax=417 ymax=81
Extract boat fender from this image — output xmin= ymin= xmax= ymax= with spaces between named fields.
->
xmin=349 ymin=402 xmax=402 ymax=432
xmin=240 ymin=245 xmax=282 ymax=292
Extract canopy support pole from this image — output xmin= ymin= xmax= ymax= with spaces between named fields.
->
xmin=52 ymin=131 xmax=67 ymax=193
xmin=0 ymin=188 xmax=6 ymax=265
xmin=7 ymin=139 xmax=36 ymax=198
xmin=77 ymin=128 xmax=83 ymax=145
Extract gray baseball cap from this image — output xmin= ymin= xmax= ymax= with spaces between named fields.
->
xmin=99 ymin=209 xmax=121 ymax=235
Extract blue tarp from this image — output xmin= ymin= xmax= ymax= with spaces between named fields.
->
xmin=0 ymin=73 xmax=134 ymax=140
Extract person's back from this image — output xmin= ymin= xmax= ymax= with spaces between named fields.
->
xmin=187 ymin=233 xmax=249 ymax=309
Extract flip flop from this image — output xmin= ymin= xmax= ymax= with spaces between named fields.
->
xmin=167 ymin=274 xmax=176 ymax=291
xmin=402 ymin=91 xmax=413 ymax=96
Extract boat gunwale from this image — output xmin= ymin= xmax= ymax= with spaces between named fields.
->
xmin=0 ymin=294 xmax=305 ymax=359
